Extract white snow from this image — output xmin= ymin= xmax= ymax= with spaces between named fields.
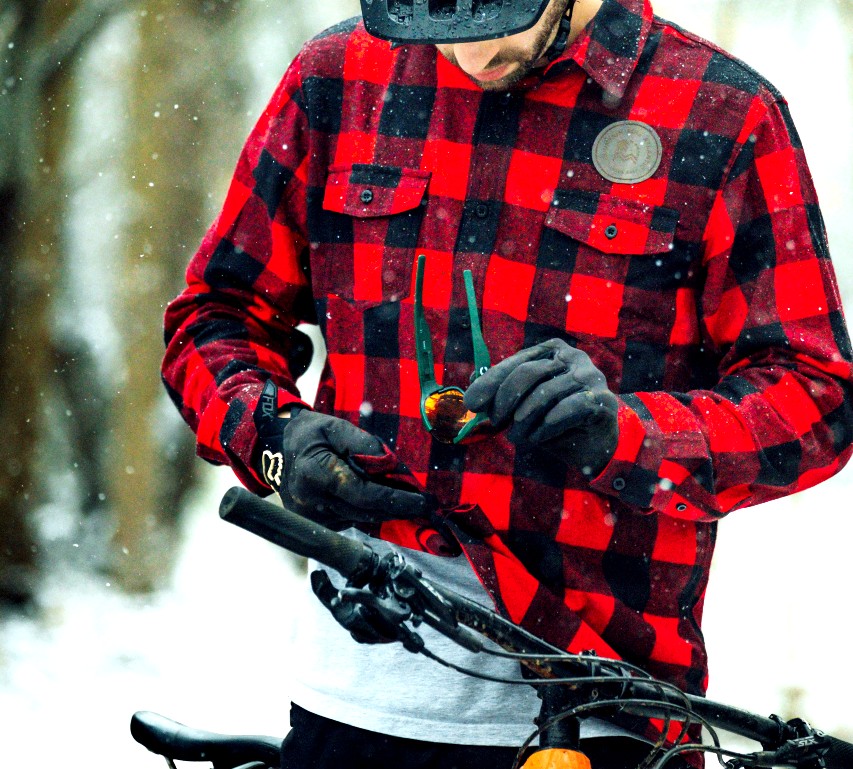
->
xmin=0 ymin=469 xmax=300 ymax=768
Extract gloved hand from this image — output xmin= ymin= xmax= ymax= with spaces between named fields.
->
xmin=463 ymin=339 xmax=618 ymax=477
xmin=254 ymin=381 xmax=429 ymax=529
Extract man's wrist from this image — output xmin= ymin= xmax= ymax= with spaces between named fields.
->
xmin=278 ymin=402 xmax=309 ymax=420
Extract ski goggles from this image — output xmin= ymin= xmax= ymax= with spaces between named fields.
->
xmin=413 ymin=254 xmax=492 ymax=444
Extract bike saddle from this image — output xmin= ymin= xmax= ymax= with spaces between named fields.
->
xmin=130 ymin=710 xmax=282 ymax=767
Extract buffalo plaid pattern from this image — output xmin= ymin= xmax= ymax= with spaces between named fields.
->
xmin=163 ymin=0 xmax=853 ymax=714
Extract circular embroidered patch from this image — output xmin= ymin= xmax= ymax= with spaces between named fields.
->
xmin=592 ymin=120 xmax=662 ymax=184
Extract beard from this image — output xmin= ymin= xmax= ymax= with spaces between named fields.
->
xmin=440 ymin=0 xmax=573 ymax=91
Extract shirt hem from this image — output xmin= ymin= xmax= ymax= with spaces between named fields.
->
xmin=288 ymin=680 xmax=638 ymax=746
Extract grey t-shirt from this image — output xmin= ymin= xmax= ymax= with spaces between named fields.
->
xmin=285 ymin=531 xmax=631 ymax=746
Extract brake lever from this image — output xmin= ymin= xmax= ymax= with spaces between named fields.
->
xmin=379 ymin=552 xmax=485 ymax=653
xmin=727 ymin=719 xmax=830 ymax=769
xmin=311 ymin=569 xmax=426 ymax=651
xmin=770 ymin=722 xmax=830 ymax=769
xmin=313 ymin=550 xmax=485 ymax=656
xmin=381 ymin=552 xmax=454 ymax=619
xmin=337 ymin=587 xmax=427 ymax=653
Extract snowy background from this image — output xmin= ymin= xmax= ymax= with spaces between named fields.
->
xmin=2 ymin=1 xmax=852 ymax=767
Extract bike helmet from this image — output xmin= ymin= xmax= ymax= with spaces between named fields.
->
xmin=360 ymin=0 xmax=554 ymax=44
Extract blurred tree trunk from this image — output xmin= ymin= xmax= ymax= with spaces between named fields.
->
xmin=103 ymin=0 xmax=249 ymax=592
xmin=0 ymin=1 xmax=128 ymax=606
xmin=0 ymin=0 xmax=359 ymax=601
xmin=0 ymin=4 xmax=43 ymax=607
xmin=102 ymin=0 xmax=359 ymax=591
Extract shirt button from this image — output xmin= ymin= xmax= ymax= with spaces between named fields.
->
xmin=612 ymin=477 xmax=626 ymax=491
xmin=676 ymin=503 xmax=688 ymax=512
xmin=475 ymin=203 xmax=489 ymax=218
xmin=360 ymin=189 xmax=374 ymax=204
xmin=605 ymin=224 xmax=618 ymax=239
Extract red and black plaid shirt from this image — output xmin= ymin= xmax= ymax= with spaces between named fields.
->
xmin=163 ymin=0 xmax=853 ymax=712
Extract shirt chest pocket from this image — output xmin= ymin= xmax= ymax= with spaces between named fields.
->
xmin=532 ymin=190 xmax=687 ymax=350
xmin=314 ymin=163 xmax=431 ymax=306
xmin=544 ymin=190 xmax=679 ymax=258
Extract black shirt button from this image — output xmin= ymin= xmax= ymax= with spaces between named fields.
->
xmin=605 ymin=224 xmax=618 ymax=239
xmin=360 ymin=188 xmax=374 ymax=204
xmin=475 ymin=203 xmax=489 ymax=218
xmin=612 ymin=477 xmax=626 ymax=491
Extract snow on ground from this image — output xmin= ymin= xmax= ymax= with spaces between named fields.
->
xmin=0 ymin=468 xmax=303 ymax=768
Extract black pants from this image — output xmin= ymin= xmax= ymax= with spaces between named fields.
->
xmin=280 ymin=703 xmax=682 ymax=769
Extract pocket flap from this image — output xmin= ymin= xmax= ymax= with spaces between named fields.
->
xmin=323 ymin=164 xmax=431 ymax=218
xmin=545 ymin=190 xmax=679 ymax=255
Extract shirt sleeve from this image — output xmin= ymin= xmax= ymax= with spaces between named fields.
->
xmin=591 ymin=92 xmax=853 ymax=521
xmin=161 ymin=55 xmax=315 ymax=493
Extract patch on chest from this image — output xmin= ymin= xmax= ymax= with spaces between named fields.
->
xmin=592 ymin=120 xmax=662 ymax=184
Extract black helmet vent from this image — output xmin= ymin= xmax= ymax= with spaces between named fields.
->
xmin=472 ymin=0 xmax=504 ymax=22
xmin=387 ymin=0 xmax=414 ymax=27
xmin=429 ymin=0 xmax=457 ymax=20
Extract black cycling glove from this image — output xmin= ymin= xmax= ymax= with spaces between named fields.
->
xmin=463 ymin=339 xmax=618 ymax=477
xmin=253 ymin=381 xmax=429 ymax=530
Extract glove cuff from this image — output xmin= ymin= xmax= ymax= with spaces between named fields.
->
xmin=253 ymin=380 xmax=306 ymax=491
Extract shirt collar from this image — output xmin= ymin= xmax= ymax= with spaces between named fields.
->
xmin=545 ymin=0 xmax=654 ymax=100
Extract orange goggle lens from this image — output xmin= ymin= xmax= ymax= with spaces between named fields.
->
xmin=423 ymin=387 xmax=488 ymax=444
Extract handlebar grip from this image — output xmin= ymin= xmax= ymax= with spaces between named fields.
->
xmin=219 ymin=487 xmax=375 ymax=579
xmin=825 ymin=734 xmax=853 ymax=768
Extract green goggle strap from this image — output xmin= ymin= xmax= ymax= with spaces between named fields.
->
xmin=453 ymin=269 xmax=491 ymax=443
xmin=463 ymin=268 xmax=490 ymax=382
xmin=414 ymin=256 xmax=439 ymax=431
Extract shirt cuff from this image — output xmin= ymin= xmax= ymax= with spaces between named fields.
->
xmin=589 ymin=396 xmax=716 ymax=520
xmin=589 ymin=399 xmax=663 ymax=510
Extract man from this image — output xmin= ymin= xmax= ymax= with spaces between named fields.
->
xmin=161 ymin=0 xmax=853 ymax=767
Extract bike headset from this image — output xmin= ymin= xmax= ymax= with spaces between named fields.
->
xmin=361 ymin=0 xmax=578 ymax=56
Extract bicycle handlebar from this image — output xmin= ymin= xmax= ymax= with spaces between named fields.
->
xmin=218 ymin=487 xmax=853 ymax=768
